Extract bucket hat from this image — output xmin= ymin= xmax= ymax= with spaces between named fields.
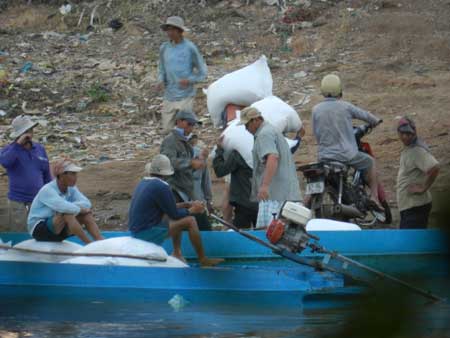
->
xmin=237 ymin=107 xmax=262 ymax=126
xmin=10 ymin=115 xmax=38 ymax=139
xmin=161 ymin=16 xmax=189 ymax=32
xmin=145 ymin=154 xmax=174 ymax=176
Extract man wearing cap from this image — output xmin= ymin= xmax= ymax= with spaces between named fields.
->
xmin=160 ymin=110 xmax=211 ymax=230
xmin=128 ymin=154 xmax=223 ymax=267
xmin=396 ymin=117 xmax=440 ymax=229
xmin=160 ymin=110 xmax=204 ymax=201
xmin=27 ymin=159 xmax=104 ymax=244
xmin=312 ymin=74 xmax=382 ymax=208
xmin=0 ymin=115 xmax=51 ymax=231
xmin=156 ymin=16 xmax=207 ymax=134
xmin=239 ymin=107 xmax=301 ymax=228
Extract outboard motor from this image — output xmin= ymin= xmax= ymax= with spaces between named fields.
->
xmin=266 ymin=202 xmax=315 ymax=253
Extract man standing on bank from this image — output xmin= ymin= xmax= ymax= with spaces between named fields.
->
xmin=396 ymin=117 xmax=439 ymax=229
xmin=156 ymin=16 xmax=207 ymax=134
xmin=0 ymin=115 xmax=51 ymax=231
xmin=239 ymin=107 xmax=302 ymax=228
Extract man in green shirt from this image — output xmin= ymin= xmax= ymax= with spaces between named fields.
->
xmin=396 ymin=117 xmax=439 ymax=229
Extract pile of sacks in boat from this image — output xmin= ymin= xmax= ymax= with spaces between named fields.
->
xmin=0 ymin=237 xmax=188 ymax=268
xmin=206 ymin=55 xmax=302 ymax=167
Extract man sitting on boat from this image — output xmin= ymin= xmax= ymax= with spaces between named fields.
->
xmin=128 ymin=154 xmax=223 ymax=267
xmin=27 ymin=159 xmax=104 ymax=244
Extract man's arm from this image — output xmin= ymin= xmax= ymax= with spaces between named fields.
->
xmin=347 ymin=103 xmax=380 ymax=126
xmin=0 ymin=143 xmax=19 ymax=168
xmin=201 ymin=166 xmax=213 ymax=202
xmin=408 ymin=165 xmax=440 ymax=194
xmin=157 ymin=186 xmax=189 ymax=220
xmin=71 ymin=186 xmax=92 ymax=210
xmin=187 ymin=44 xmax=207 ymax=84
xmin=258 ymin=154 xmax=279 ymax=201
xmin=157 ymin=44 xmax=167 ymax=85
xmin=408 ymin=148 xmax=440 ymax=194
xmin=40 ymin=187 xmax=81 ymax=215
xmin=41 ymin=147 xmax=52 ymax=183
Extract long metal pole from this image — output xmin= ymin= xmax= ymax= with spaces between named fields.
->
xmin=210 ymin=214 xmax=446 ymax=303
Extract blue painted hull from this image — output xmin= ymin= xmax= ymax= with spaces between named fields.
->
xmin=0 ymin=260 xmax=344 ymax=307
xmin=2 ymin=229 xmax=448 ymax=276
xmin=0 ymin=229 xmax=447 ymax=306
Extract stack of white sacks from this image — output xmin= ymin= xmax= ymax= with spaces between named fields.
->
xmin=206 ymin=55 xmax=303 ymax=168
xmin=0 ymin=237 xmax=188 ymax=268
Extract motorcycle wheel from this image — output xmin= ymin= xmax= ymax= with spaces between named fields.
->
xmin=311 ymin=186 xmax=340 ymax=219
xmin=380 ymin=199 xmax=392 ymax=224
xmin=357 ymin=199 xmax=392 ymax=227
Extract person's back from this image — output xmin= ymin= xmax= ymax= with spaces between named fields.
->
xmin=128 ymin=177 xmax=176 ymax=234
xmin=311 ymin=74 xmax=382 ymax=207
xmin=312 ymin=98 xmax=380 ymax=162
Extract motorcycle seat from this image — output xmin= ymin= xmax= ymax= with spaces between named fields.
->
xmin=323 ymin=161 xmax=348 ymax=173
xmin=297 ymin=162 xmax=325 ymax=177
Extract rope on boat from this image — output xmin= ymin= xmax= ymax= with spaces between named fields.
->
xmin=0 ymin=243 xmax=167 ymax=262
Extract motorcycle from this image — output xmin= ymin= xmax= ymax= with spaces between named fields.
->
xmin=298 ymin=122 xmax=392 ymax=226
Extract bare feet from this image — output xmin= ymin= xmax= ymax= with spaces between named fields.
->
xmin=199 ymin=257 xmax=224 ymax=267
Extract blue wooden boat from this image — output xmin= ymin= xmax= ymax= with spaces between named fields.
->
xmin=0 ymin=229 xmax=447 ymax=307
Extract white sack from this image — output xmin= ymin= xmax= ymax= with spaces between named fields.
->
xmin=73 ymin=237 xmax=168 ymax=260
xmin=251 ymin=96 xmax=302 ymax=133
xmin=221 ymin=119 xmax=300 ymax=169
xmin=207 ymin=55 xmax=273 ymax=127
xmin=306 ymin=219 xmax=362 ymax=231
xmin=221 ymin=119 xmax=254 ymax=168
xmin=0 ymin=239 xmax=82 ymax=263
xmin=62 ymin=255 xmax=188 ymax=268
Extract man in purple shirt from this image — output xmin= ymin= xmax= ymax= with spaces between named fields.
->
xmin=0 ymin=115 xmax=51 ymax=231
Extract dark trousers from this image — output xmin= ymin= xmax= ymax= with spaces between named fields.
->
xmin=399 ymin=203 xmax=432 ymax=229
xmin=233 ymin=204 xmax=258 ymax=229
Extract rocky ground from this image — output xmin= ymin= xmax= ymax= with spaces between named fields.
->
xmin=0 ymin=0 xmax=449 ymax=231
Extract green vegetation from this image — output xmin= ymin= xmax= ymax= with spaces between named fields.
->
xmin=86 ymin=82 xmax=110 ymax=103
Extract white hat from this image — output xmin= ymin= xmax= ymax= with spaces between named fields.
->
xmin=10 ymin=115 xmax=38 ymax=139
xmin=145 ymin=154 xmax=174 ymax=176
xmin=237 ymin=107 xmax=262 ymax=126
xmin=160 ymin=16 xmax=189 ymax=32
xmin=63 ymin=161 xmax=83 ymax=173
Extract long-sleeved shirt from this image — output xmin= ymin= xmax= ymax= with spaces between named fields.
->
xmin=160 ymin=130 xmax=195 ymax=199
xmin=158 ymin=38 xmax=207 ymax=102
xmin=192 ymin=146 xmax=212 ymax=202
xmin=27 ymin=180 xmax=91 ymax=234
xmin=312 ymin=98 xmax=380 ymax=162
xmin=128 ymin=177 xmax=189 ymax=233
xmin=0 ymin=142 xmax=52 ymax=203
xmin=213 ymin=147 xmax=258 ymax=211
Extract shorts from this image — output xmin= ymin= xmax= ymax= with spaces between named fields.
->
xmin=347 ymin=151 xmax=374 ymax=171
xmin=32 ymin=218 xmax=71 ymax=242
xmin=132 ymin=224 xmax=169 ymax=245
